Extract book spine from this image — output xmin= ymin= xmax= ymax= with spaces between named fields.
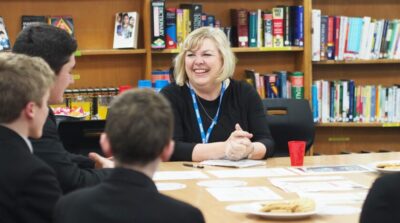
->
xmin=272 ymin=7 xmax=284 ymax=47
xmin=283 ymin=6 xmax=291 ymax=46
xmin=292 ymin=5 xmax=304 ymax=47
xmin=248 ymin=11 xmax=257 ymax=47
xmin=312 ymin=9 xmax=321 ymax=61
xmin=263 ymin=12 xmax=273 ymax=47
xmin=179 ymin=4 xmax=203 ymax=31
xmin=176 ymin=9 xmax=184 ymax=48
xmin=165 ymin=8 xmax=177 ymax=49
xmin=151 ymin=0 xmax=166 ymax=49
xmin=320 ymin=15 xmax=328 ymax=60
xmin=327 ymin=16 xmax=335 ymax=60
xmin=290 ymin=71 xmax=304 ymax=99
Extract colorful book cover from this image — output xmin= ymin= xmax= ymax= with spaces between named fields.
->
xmin=151 ymin=0 xmax=166 ymax=49
xmin=113 ymin=12 xmax=139 ymax=49
xmin=272 ymin=7 xmax=284 ymax=47
xmin=263 ymin=11 xmax=273 ymax=47
xmin=180 ymin=3 xmax=202 ymax=31
xmin=165 ymin=8 xmax=177 ymax=49
xmin=0 ymin=17 xmax=11 ymax=51
xmin=48 ymin=16 xmax=74 ymax=37
xmin=21 ymin=15 xmax=47 ymax=30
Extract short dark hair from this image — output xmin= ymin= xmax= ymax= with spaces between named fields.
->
xmin=12 ymin=24 xmax=77 ymax=75
xmin=106 ymin=89 xmax=173 ymax=165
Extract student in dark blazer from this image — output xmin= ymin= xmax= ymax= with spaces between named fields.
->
xmin=12 ymin=24 xmax=114 ymax=194
xmin=360 ymin=173 xmax=400 ymax=223
xmin=54 ymin=89 xmax=205 ymax=223
xmin=0 ymin=53 xmax=61 ymax=223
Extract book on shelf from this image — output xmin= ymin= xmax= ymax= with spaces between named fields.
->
xmin=48 ymin=16 xmax=74 ymax=37
xmin=313 ymin=10 xmax=400 ymax=61
xmin=263 ymin=11 xmax=273 ymax=47
xmin=113 ymin=12 xmax=139 ymax=49
xmin=21 ymin=15 xmax=47 ymax=29
xmin=180 ymin=3 xmax=202 ymax=31
xmin=272 ymin=7 xmax=284 ymax=47
xmin=231 ymin=9 xmax=248 ymax=47
xmin=0 ymin=17 xmax=11 ymax=51
xmin=165 ymin=8 xmax=177 ymax=49
xmin=151 ymin=0 xmax=166 ymax=49
xmin=312 ymin=9 xmax=321 ymax=61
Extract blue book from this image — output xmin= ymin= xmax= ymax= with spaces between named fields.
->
xmin=248 ymin=11 xmax=257 ymax=47
xmin=291 ymin=5 xmax=304 ymax=47
xmin=206 ymin=15 xmax=215 ymax=27
xmin=348 ymin=80 xmax=355 ymax=122
xmin=312 ymin=84 xmax=319 ymax=123
xmin=165 ymin=8 xmax=177 ymax=49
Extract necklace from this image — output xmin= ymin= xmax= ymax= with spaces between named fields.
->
xmin=196 ymin=94 xmax=214 ymax=122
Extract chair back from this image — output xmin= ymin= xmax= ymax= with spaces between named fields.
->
xmin=262 ymin=98 xmax=315 ymax=157
xmin=58 ymin=120 xmax=105 ymax=156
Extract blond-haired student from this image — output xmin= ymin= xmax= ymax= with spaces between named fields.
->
xmin=0 ymin=53 xmax=60 ymax=223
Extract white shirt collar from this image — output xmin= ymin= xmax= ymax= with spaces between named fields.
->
xmin=21 ymin=136 xmax=33 ymax=154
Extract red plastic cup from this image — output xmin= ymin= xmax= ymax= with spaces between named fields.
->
xmin=288 ymin=141 xmax=306 ymax=166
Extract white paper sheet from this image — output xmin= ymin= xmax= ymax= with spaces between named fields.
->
xmin=200 ymin=159 xmax=265 ymax=168
xmin=206 ymin=186 xmax=282 ymax=202
xmin=298 ymin=191 xmax=367 ymax=204
xmin=156 ymin=182 xmax=186 ymax=191
xmin=153 ymin=171 xmax=209 ymax=181
xmin=290 ymin=165 xmax=372 ymax=175
xmin=271 ymin=180 xmax=368 ymax=193
xmin=272 ymin=176 xmax=346 ymax=182
xmin=197 ymin=180 xmax=247 ymax=188
xmin=207 ymin=168 xmax=296 ymax=178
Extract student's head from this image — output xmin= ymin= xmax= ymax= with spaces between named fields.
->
xmin=101 ymin=89 xmax=174 ymax=166
xmin=0 ymin=53 xmax=55 ymax=138
xmin=12 ymin=24 xmax=77 ymax=104
xmin=173 ymin=27 xmax=237 ymax=86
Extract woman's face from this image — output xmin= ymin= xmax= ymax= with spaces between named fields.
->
xmin=185 ymin=38 xmax=223 ymax=90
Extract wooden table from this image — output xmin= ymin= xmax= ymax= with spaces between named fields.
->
xmin=157 ymin=152 xmax=400 ymax=223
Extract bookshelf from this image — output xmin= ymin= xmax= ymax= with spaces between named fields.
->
xmin=311 ymin=0 xmax=400 ymax=154
xmin=3 ymin=0 xmax=398 ymax=155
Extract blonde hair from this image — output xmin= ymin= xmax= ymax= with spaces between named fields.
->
xmin=173 ymin=27 xmax=237 ymax=86
xmin=0 ymin=53 xmax=55 ymax=123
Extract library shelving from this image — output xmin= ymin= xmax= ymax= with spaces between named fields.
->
xmin=311 ymin=0 xmax=400 ymax=154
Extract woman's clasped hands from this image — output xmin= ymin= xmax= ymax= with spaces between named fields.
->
xmin=224 ymin=123 xmax=255 ymax=161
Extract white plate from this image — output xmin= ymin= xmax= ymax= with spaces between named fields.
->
xmin=226 ymin=202 xmax=316 ymax=220
xmin=372 ymin=160 xmax=400 ymax=173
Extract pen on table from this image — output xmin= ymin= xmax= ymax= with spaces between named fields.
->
xmin=183 ymin=163 xmax=204 ymax=169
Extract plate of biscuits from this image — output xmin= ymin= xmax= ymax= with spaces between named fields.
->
xmin=226 ymin=198 xmax=316 ymax=219
xmin=373 ymin=160 xmax=400 ymax=173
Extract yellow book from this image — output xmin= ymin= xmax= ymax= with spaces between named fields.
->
xmin=176 ymin=9 xmax=184 ymax=48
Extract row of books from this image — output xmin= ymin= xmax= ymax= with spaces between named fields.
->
xmin=312 ymin=80 xmax=400 ymax=123
xmin=245 ymin=69 xmax=304 ymax=99
xmin=0 ymin=15 xmax=74 ymax=52
xmin=150 ymin=0 xmax=304 ymax=49
xmin=312 ymin=9 xmax=400 ymax=61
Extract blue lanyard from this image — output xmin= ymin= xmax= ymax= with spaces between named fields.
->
xmin=189 ymin=82 xmax=226 ymax=143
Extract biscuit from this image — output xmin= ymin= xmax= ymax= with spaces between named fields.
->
xmin=260 ymin=198 xmax=315 ymax=213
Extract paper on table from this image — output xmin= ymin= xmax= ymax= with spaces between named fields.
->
xmin=207 ymin=168 xmax=296 ymax=178
xmin=200 ymin=159 xmax=265 ymax=168
xmin=272 ymin=175 xmax=346 ymax=182
xmin=153 ymin=171 xmax=209 ymax=181
xmin=271 ymin=180 xmax=368 ymax=193
xmin=297 ymin=191 xmax=367 ymax=204
xmin=290 ymin=164 xmax=372 ymax=175
xmin=206 ymin=186 xmax=282 ymax=202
